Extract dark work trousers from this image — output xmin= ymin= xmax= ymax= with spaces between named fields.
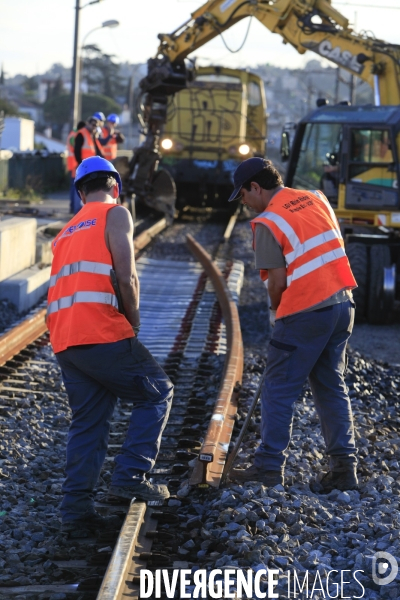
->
xmin=56 ymin=337 xmax=173 ymax=521
xmin=254 ymin=299 xmax=357 ymax=473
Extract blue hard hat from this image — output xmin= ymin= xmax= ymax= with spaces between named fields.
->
xmin=92 ymin=112 xmax=106 ymax=122
xmin=107 ymin=113 xmax=119 ymax=125
xmin=74 ymin=156 xmax=122 ymax=195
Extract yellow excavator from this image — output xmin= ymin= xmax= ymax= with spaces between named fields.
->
xmin=125 ymin=0 xmax=400 ymax=323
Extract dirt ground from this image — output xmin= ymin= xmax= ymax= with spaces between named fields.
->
xmin=349 ymin=320 xmax=400 ymax=366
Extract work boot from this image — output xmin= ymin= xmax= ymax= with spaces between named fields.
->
xmin=318 ymin=466 xmax=358 ymax=494
xmin=229 ymin=464 xmax=284 ymax=487
xmin=61 ymin=510 xmax=122 ymax=537
xmin=108 ymin=480 xmax=170 ymax=504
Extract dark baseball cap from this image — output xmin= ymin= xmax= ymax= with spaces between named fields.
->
xmin=228 ymin=157 xmax=267 ymax=202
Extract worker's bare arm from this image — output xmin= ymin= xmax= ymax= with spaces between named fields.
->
xmin=105 ymin=205 xmax=140 ymax=328
xmin=267 ymin=267 xmax=287 ymax=310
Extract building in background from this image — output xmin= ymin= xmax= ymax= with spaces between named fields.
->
xmin=1 ymin=117 xmax=34 ymax=151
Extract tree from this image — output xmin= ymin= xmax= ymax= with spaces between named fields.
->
xmin=23 ymin=76 xmax=39 ymax=92
xmin=0 ymin=97 xmax=19 ymax=117
xmin=46 ymin=76 xmax=64 ymax=102
xmin=81 ymin=45 xmax=125 ymax=100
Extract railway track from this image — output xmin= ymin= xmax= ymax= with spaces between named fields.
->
xmin=1 ymin=210 xmax=400 ymax=600
xmin=0 ymin=211 xmax=244 ymax=599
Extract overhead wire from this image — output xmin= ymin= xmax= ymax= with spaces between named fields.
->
xmin=216 ymin=16 xmax=253 ymax=53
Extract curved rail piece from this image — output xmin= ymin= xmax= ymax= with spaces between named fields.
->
xmin=0 ymin=308 xmax=47 ymax=367
xmin=186 ymin=234 xmax=243 ymax=487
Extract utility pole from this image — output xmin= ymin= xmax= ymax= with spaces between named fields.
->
xmin=70 ymin=0 xmax=81 ymax=129
xmin=69 ymin=2 xmax=114 ymax=130
xmin=128 ymin=73 xmax=134 ymax=148
xmin=0 ymin=111 xmax=4 ymax=151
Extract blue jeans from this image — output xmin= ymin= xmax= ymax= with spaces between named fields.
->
xmin=254 ymin=300 xmax=357 ymax=473
xmin=56 ymin=337 xmax=173 ymax=521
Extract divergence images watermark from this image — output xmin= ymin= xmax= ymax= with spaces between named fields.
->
xmin=140 ymin=552 xmax=399 ymax=598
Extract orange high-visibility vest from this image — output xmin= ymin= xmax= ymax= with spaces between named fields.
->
xmin=47 ymin=203 xmax=134 ymax=354
xmin=101 ymin=126 xmax=118 ymax=160
xmin=251 ymin=188 xmax=357 ymax=319
xmin=80 ymin=127 xmax=103 ymax=161
xmin=66 ymin=129 xmax=78 ymax=176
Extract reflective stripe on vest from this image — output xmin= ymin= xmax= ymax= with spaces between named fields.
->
xmin=47 ymin=202 xmax=133 ymax=353
xmin=287 ymin=246 xmax=346 ymax=286
xmin=312 ymin=190 xmax=339 ymax=226
xmin=66 ymin=129 xmax=78 ymax=173
xmin=80 ymin=128 xmax=102 ymax=160
xmin=259 ymin=211 xmax=299 ymax=254
xmin=251 ymin=188 xmax=356 ymax=319
xmin=50 ymin=260 xmax=111 ymax=288
xmin=101 ymin=127 xmax=117 ymax=160
xmin=257 ymin=210 xmax=343 ymax=267
xmin=47 ymin=291 xmax=118 ymax=316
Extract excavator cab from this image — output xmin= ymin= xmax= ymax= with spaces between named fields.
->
xmin=284 ymin=104 xmax=400 ymax=214
xmin=283 ymin=104 xmax=400 ymax=324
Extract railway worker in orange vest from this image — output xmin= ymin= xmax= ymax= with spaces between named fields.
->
xmin=73 ymin=116 xmax=104 ymax=165
xmin=71 ymin=116 xmax=104 ymax=215
xmin=99 ymin=113 xmax=125 ymax=161
xmin=47 ymin=156 xmax=173 ymax=535
xmin=66 ymin=120 xmax=86 ymax=214
xmin=228 ymin=158 xmax=358 ymax=493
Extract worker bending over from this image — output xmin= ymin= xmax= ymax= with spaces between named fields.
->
xmin=230 ymin=158 xmax=358 ymax=493
xmin=47 ymin=157 xmax=173 ymax=535
xmin=100 ymin=113 xmax=125 ymax=160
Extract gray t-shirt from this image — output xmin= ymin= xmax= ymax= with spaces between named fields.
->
xmin=254 ymin=223 xmax=353 ymax=311
xmin=254 ymin=223 xmax=286 ymax=270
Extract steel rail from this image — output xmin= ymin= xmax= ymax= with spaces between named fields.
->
xmin=134 ymin=218 xmax=167 ymax=253
xmin=0 ymin=219 xmax=168 ymax=368
xmin=186 ymin=234 xmax=244 ymax=487
xmin=0 ymin=308 xmax=47 ymax=367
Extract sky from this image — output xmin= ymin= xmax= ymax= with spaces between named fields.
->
xmin=1 ymin=0 xmax=399 ymax=78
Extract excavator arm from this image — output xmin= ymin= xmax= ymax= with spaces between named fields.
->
xmin=153 ymin=0 xmax=400 ymax=105
xmin=127 ymin=0 xmax=400 ymax=219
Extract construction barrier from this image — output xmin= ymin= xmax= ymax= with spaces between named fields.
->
xmin=6 ymin=154 xmax=68 ymax=192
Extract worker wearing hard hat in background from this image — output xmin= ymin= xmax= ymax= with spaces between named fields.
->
xmin=71 ymin=116 xmax=104 ymax=214
xmin=47 ymin=156 xmax=173 ymax=536
xmin=99 ymin=114 xmax=125 ymax=161
xmin=66 ymin=120 xmax=86 ymax=214
xmin=93 ymin=111 xmax=106 ymax=125
xmin=229 ymin=158 xmax=358 ymax=494
xmin=74 ymin=116 xmax=104 ymax=166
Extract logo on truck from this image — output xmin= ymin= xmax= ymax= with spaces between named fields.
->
xmin=303 ymin=40 xmax=364 ymax=74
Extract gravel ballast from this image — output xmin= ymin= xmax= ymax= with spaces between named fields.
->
xmin=0 ymin=217 xmax=398 ymax=599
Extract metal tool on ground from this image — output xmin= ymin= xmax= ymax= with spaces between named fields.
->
xmin=221 ymin=366 xmax=266 ymax=484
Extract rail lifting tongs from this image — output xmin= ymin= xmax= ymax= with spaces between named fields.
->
xmin=221 ymin=366 xmax=267 ymax=484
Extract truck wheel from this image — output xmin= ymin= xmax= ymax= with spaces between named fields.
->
xmin=367 ymin=245 xmax=391 ymax=325
xmin=346 ymin=243 xmax=367 ymax=321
